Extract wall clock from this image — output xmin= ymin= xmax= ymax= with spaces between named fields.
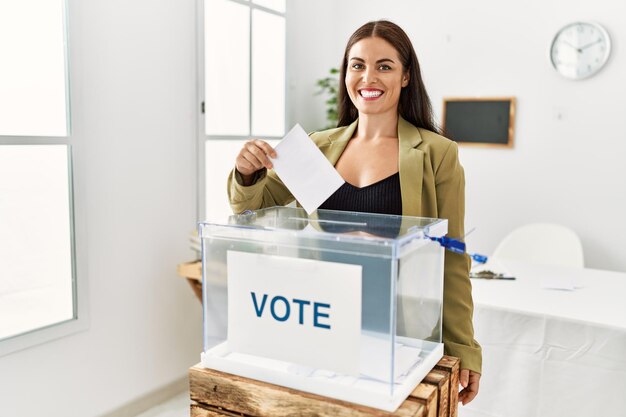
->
xmin=550 ymin=21 xmax=611 ymax=80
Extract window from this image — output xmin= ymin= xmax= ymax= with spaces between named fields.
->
xmin=0 ymin=0 xmax=78 ymax=356
xmin=0 ymin=145 xmax=75 ymax=341
xmin=0 ymin=0 xmax=70 ymax=136
xmin=200 ymin=0 xmax=286 ymax=220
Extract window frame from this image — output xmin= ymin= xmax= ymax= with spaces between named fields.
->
xmin=0 ymin=0 xmax=87 ymax=357
xmin=196 ymin=0 xmax=287 ymax=220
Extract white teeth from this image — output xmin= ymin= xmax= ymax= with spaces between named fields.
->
xmin=360 ymin=90 xmax=383 ymax=98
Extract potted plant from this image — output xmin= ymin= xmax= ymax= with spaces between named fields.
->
xmin=315 ymin=68 xmax=339 ymax=130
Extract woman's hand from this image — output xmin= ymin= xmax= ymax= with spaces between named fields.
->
xmin=458 ymin=369 xmax=481 ymax=405
xmin=235 ymin=140 xmax=277 ymax=185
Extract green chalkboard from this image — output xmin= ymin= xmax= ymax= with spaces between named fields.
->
xmin=443 ymin=98 xmax=515 ymax=147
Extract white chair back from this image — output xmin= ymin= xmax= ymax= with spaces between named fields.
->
xmin=492 ymin=223 xmax=584 ymax=268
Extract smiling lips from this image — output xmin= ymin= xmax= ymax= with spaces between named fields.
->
xmin=359 ymin=88 xmax=384 ymax=101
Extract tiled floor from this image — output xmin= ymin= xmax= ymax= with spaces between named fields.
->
xmin=134 ymin=392 xmax=190 ymax=417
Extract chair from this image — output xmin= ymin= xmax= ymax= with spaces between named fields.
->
xmin=492 ymin=223 xmax=584 ymax=268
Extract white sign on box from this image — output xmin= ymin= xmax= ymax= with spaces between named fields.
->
xmin=227 ymin=250 xmax=362 ymax=376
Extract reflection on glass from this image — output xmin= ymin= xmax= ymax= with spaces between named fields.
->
xmin=251 ymin=9 xmax=286 ymax=137
xmin=204 ymin=0 xmax=250 ymax=136
xmin=0 ymin=145 xmax=75 ymax=340
xmin=252 ymin=0 xmax=286 ymax=13
xmin=0 ymin=0 xmax=69 ymax=137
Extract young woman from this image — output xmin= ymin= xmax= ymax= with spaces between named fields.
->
xmin=228 ymin=20 xmax=481 ymax=405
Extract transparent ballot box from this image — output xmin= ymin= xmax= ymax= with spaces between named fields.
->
xmin=199 ymin=207 xmax=446 ymax=411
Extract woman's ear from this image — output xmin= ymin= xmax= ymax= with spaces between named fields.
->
xmin=402 ymin=71 xmax=410 ymax=87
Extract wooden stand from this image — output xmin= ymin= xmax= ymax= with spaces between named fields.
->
xmin=177 ymin=260 xmax=203 ymax=302
xmin=189 ymin=356 xmax=459 ymax=417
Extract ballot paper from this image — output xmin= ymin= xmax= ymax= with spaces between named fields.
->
xmin=285 ymin=332 xmax=424 ymax=383
xmin=270 ymin=124 xmax=345 ymax=214
xmin=535 ymin=263 xmax=583 ymax=290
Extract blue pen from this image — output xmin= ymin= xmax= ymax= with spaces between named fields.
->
xmin=426 ymin=233 xmax=488 ymax=264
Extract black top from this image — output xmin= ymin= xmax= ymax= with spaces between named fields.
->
xmin=319 ymin=172 xmax=402 ymax=216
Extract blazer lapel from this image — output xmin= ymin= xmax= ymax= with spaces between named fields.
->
xmin=398 ymin=117 xmax=424 ymax=217
xmin=317 ymin=117 xmax=424 ymax=217
xmin=318 ymin=119 xmax=358 ymax=165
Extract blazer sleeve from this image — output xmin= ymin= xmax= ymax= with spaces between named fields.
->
xmin=436 ymin=141 xmax=482 ymax=374
xmin=227 ymin=167 xmax=295 ymax=214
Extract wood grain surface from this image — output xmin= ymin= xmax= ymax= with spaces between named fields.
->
xmin=422 ymin=369 xmax=450 ymax=417
xmin=189 ymin=365 xmax=426 ymax=417
xmin=434 ymin=356 xmax=460 ymax=417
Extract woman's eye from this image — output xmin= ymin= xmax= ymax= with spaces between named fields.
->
xmin=379 ymin=64 xmax=392 ymax=70
xmin=351 ymin=63 xmax=364 ymax=70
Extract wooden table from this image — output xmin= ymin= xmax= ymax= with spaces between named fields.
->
xmin=189 ymin=356 xmax=459 ymax=417
xmin=177 ymin=260 xmax=203 ymax=301
xmin=179 ymin=261 xmax=460 ymax=416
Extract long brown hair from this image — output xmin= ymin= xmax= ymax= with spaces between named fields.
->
xmin=337 ymin=20 xmax=439 ymax=133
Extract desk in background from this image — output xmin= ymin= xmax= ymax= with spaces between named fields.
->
xmin=461 ymin=260 xmax=626 ymax=417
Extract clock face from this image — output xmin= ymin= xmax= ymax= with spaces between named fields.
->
xmin=550 ymin=22 xmax=611 ymax=80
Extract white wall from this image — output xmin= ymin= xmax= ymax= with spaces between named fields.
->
xmin=286 ymin=0 xmax=342 ymax=134
xmin=287 ymin=0 xmax=626 ymax=272
xmin=0 ymin=1 xmax=202 ymax=416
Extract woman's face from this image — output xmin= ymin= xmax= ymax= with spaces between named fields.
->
xmin=345 ymin=36 xmax=409 ymax=118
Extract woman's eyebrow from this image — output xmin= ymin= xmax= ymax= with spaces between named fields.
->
xmin=349 ymin=57 xmax=396 ymax=64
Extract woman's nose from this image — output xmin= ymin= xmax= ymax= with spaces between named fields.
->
xmin=361 ymin=68 xmax=377 ymax=84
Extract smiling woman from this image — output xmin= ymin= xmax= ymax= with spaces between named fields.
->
xmin=228 ymin=20 xmax=482 ymax=405
xmin=344 ymin=39 xmax=408 ymax=121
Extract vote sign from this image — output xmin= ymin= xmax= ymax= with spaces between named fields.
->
xmin=227 ymin=251 xmax=362 ymax=375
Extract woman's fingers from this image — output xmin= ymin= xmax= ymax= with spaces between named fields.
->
xmin=254 ymin=140 xmax=277 ymax=159
xmin=245 ymin=141 xmax=274 ymax=169
xmin=458 ymin=370 xmax=481 ymax=405
xmin=235 ymin=149 xmax=259 ymax=176
xmin=235 ymin=140 xmax=276 ymax=176
xmin=459 ymin=369 xmax=469 ymax=388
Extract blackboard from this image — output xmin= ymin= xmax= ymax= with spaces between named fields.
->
xmin=442 ymin=98 xmax=515 ymax=147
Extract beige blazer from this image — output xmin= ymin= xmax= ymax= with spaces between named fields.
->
xmin=228 ymin=116 xmax=482 ymax=373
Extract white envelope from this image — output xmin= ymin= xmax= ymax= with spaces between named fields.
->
xmin=270 ymin=124 xmax=345 ymax=214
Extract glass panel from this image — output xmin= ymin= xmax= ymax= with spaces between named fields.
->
xmin=0 ymin=145 xmax=75 ymax=340
xmin=204 ymin=0 xmax=250 ymax=136
xmin=0 ymin=0 xmax=69 ymax=137
xmin=251 ymin=10 xmax=285 ymax=137
xmin=252 ymin=0 xmax=286 ymax=13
